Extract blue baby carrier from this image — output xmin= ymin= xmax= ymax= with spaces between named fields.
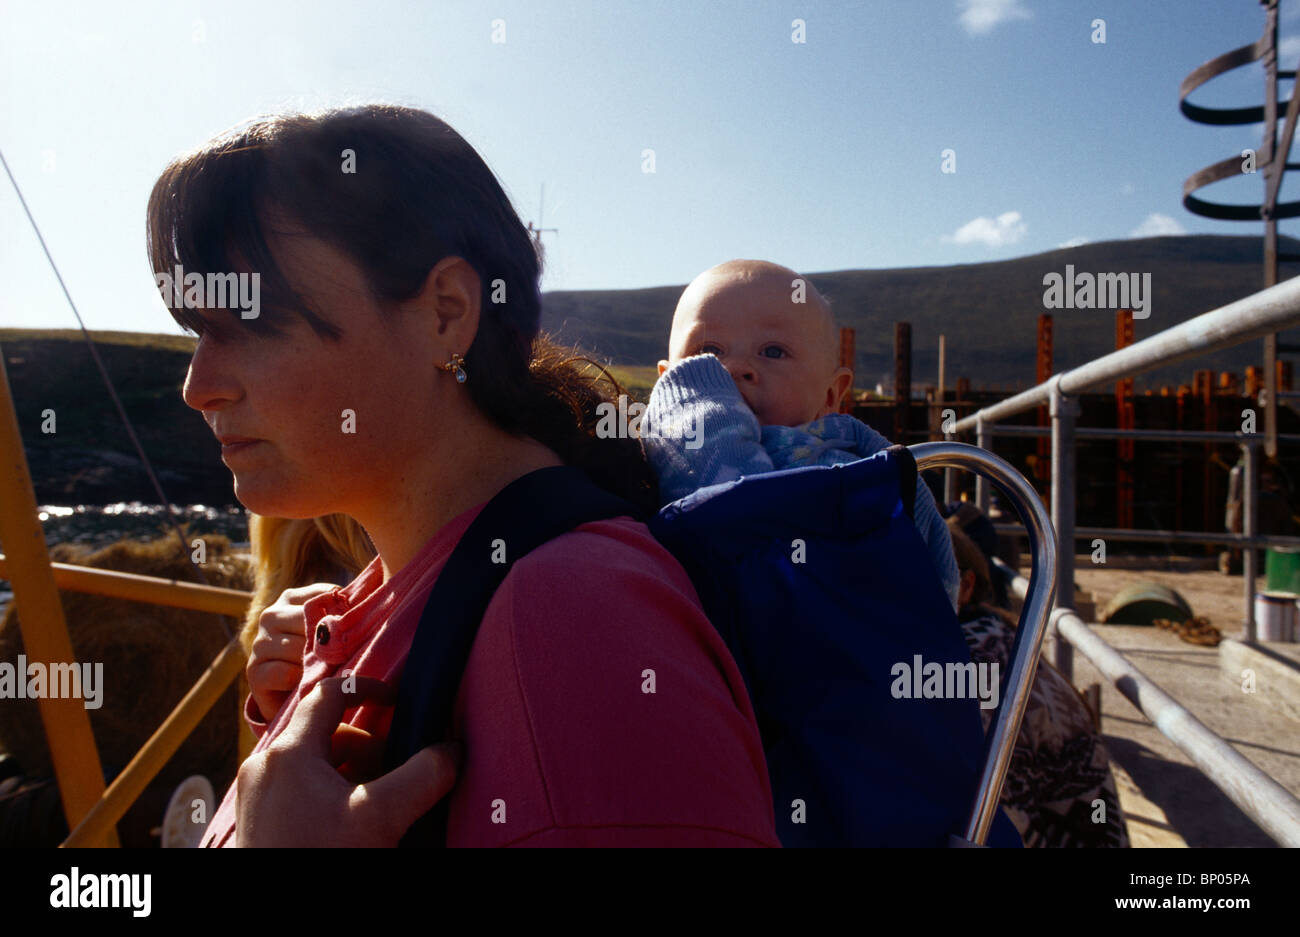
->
xmin=385 ymin=444 xmax=1053 ymax=847
xmin=649 ymin=446 xmax=1022 ymax=847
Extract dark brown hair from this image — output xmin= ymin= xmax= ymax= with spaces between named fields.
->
xmin=147 ymin=105 xmax=657 ymax=514
xmin=948 ymin=517 xmax=1019 ymax=627
xmin=946 ymin=518 xmax=991 ymax=607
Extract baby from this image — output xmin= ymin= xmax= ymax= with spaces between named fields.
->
xmin=640 ymin=259 xmax=960 ymax=609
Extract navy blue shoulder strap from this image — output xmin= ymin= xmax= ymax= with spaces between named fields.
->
xmin=382 ymin=465 xmax=643 ymax=847
xmin=887 ymin=444 xmax=919 ymax=521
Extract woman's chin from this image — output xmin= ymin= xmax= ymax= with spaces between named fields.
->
xmin=231 ymin=478 xmax=313 ymax=520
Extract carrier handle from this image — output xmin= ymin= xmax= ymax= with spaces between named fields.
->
xmin=910 ymin=442 xmax=1059 ymax=847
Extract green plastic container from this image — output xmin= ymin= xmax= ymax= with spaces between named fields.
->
xmin=1100 ymin=582 xmax=1194 ymax=627
xmin=1265 ymin=547 xmax=1300 ymax=594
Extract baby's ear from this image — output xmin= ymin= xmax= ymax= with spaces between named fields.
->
xmin=821 ymin=366 xmax=855 ymax=415
xmin=657 ymin=359 xmax=669 ymax=376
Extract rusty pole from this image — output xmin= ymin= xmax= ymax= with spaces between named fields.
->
xmin=894 ymin=322 xmax=911 ymax=444
xmin=839 ymin=326 xmax=856 ymax=414
xmin=1116 ymin=310 xmax=1136 ymax=530
xmin=1036 ymin=314 xmax=1053 ymax=481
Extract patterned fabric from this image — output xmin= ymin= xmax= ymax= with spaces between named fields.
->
xmin=960 ymin=608 xmax=1130 ymax=848
xmin=642 ymin=353 xmax=960 ymax=608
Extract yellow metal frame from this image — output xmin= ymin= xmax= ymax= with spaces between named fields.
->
xmin=0 ymin=557 xmax=250 ymax=618
xmin=0 ymin=354 xmax=255 ymax=847
xmin=61 ymin=635 xmax=246 ymax=847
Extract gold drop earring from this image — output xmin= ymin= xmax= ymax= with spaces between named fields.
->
xmin=440 ymin=352 xmax=468 ymax=384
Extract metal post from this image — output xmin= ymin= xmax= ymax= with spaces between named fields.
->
xmin=1264 ymin=0 xmax=1281 ymax=460
xmin=940 ymin=337 xmax=954 ymax=504
xmin=975 ymin=416 xmax=991 ymax=514
xmin=1049 ymin=376 xmax=1077 ymax=681
xmin=1243 ymin=440 xmax=1258 ymax=642
xmin=894 ymin=322 xmax=912 ymax=444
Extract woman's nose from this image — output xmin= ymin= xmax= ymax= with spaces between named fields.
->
xmin=182 ymin=337 xmax=241 ymax=413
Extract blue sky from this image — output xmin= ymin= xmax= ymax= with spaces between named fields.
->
xmin=4 ymin=0 xmax=1300 ymax=335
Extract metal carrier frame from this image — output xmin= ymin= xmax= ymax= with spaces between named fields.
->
xmin=912 ymin=443 xmax=1058 ymax=847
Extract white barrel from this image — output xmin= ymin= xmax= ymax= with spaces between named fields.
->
xmin=1255 ymin=592 xmax=1297 ymax=642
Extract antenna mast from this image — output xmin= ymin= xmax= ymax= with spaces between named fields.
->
xmin=526 ymin=184 xmax=558 ymax=251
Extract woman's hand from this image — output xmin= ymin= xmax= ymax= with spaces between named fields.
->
xmin=247 ymin=583 xmax=335 ymax=722
xmin=235 ymin=676 xmax=461 ymax=847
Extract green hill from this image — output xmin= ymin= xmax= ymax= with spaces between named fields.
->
xmin=540 ymin=234 xmax=1300 ymax=391
xmin=6 ymin=234 xmax=1299 ymax=504
xmin=0 ymin=329 xmax=230 ymax=506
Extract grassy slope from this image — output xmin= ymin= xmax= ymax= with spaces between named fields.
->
xmin=0 ymin=328 xmax=196 ymax=353
xmin=1 ymin=330 xmax=231 ymax=505
xmin=7 ymin=234 xmax=1297 ymax=502
xmin=539 ymin=234 xmax=1300 ymax=391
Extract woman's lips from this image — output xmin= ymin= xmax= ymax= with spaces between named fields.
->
xmin=219 ymin=438 xmax=264 ymax=458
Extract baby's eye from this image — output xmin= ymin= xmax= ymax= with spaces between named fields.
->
xmin=699 ymin=343 xmax=723 ymax=356
xmin=760 ymin=345 xmax=788 ymax=359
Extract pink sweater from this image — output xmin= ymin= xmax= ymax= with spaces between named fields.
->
xmin=202 ymin=501 xmax=780 ymax=847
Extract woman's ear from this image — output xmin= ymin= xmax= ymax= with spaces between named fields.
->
xmin=419 ymin=256 xmax=482 ymax=346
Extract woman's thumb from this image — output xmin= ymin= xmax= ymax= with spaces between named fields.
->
xmin=366 ymin=741 xmax=462 ymax=834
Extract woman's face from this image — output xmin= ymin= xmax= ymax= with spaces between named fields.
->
xmin=181 ymin=231 xmax=444 ymax=520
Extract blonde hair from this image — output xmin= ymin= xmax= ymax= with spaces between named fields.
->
xmin=241 ymin=514 xmax=377 ymax=653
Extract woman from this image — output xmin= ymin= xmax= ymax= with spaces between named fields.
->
xmin=149 ymin=105 xmax=779 ymax=846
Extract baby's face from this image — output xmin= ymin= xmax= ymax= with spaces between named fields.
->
xmin=667 ymin=274 xmax=843 ymax=427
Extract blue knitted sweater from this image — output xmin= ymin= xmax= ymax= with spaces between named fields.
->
xmin=640 ymin=354 xmax=960 ymax=609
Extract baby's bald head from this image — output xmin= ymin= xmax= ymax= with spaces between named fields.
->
xmin=669 ymin=260 xmax=840 ymax=372
xmin=664 ymin=259 xmax=853 ymax=427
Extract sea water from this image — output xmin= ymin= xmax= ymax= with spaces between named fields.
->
xmin=0 ymin=504 xmax=248 ymax=617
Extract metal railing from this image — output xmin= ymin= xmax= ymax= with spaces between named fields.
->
xmin=972 ymin=423 xmax=1300 ymax=561
xmin=951 ymin=272 xmax=1300 ymax=656
xmin=997 ymin=561 xmax=1300 ymax=847
xmin=913 ymin=443 xmax=1058 ymax=845
xmin=945 ymin=274 xmax=1300 ymax=846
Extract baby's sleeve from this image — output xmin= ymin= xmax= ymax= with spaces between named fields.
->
xmin=640 ymin=355 xmax=775 ymax=504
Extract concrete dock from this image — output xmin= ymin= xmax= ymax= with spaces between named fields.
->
xmin=1028 ymin=561 xmax=1300 ymax=847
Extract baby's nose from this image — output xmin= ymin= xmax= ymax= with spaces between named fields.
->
xmin=725 ymin=361 xmax=756 ymax=383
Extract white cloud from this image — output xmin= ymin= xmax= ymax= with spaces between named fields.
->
xmin=1129 ymin=213 xmax=1187 ymax=238
xmin=1120 ymin=183 xmax=1135 ymax=196
xmin=1058 ymin=237 xmax=1089 ymax=249
xmin=942 ymin=211 xmax=1027 ymax=248
xmin=1280 ymin=34 xmax=1300 ymax=65
xmin=958 ymin=0 xmax=1032 ymax=36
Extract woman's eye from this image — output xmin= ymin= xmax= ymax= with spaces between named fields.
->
xmin=760 ymin=346 xmax=787 ymax=359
